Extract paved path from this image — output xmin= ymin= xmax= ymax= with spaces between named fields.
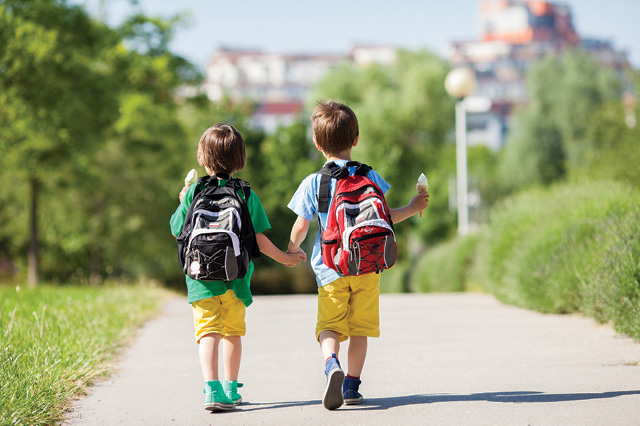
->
xmin=65 ymin=293 xmax=640 ymax=426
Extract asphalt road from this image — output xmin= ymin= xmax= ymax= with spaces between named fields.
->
xmin=65 ymin=293 xmax=640 ymax=426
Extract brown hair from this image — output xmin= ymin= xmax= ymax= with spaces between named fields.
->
xmin=311 ymin=100 xmax=359 ymax=156
xmin=197 ymin=123 xmax=246 ymax=174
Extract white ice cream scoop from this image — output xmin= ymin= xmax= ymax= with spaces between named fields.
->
xmin=417 ymin=173 xmax=428 ymax=188
xmin=184 ymin=169 xmax=198 ymax=187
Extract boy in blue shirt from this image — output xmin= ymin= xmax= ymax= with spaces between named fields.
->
xmin=171 ymin=123 xmax=305 ymax=412
xmin=287 ymin=101 xmax=429 ymax=410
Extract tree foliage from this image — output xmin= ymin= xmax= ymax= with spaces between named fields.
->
xmin=0 ymin=0 xmax=199 ymax=284
xmin=498 ymin=49 xmax=624 ymax=191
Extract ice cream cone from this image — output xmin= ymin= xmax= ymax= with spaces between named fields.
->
xmin=417 ymin=173 xmax=428 ymax=218
xmin=416 ymin=184 xmax=428 ymax=218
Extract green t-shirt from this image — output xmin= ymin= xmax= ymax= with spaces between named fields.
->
xmin=170 ymin=178 xmax=270 ymax=306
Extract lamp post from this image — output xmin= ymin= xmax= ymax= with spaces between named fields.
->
xmin=445 ymin=68 xmax=477 ymax=236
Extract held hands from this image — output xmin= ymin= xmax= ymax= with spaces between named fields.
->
xmin=409 ymin=190 xmax=429 ymax=216
xmin=283 ymin=248 xmax=307 ymax=267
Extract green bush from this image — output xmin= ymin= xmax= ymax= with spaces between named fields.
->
xmin=410 ymin=233 xmax=481 ymax=293
xmin=379 ymin=261 xmax=409 ymax=293
xmin=474 ymin=180 xmax=640 ymax=338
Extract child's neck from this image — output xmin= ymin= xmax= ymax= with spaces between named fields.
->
xmin=325 ymin=150 xmax=352 ymax=162
xmin=207 ymin=169 xmax=233 ymax=179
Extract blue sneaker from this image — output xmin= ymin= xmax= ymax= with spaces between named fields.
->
xmin=322 ymin=353 xmax=345 ymax=410
xmin=343 ymin=376 xmax=363 ymax=405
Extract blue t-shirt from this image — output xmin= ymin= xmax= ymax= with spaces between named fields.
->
xmin=287 ymin=160 xmax=390 ymax=287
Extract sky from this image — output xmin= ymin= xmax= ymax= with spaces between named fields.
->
xmin=81 ymin=0 xmax=640 ymax=69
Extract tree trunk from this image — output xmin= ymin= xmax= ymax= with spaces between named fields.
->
xmin=28 ymin=177 xmax=39 ymax=288
xmin=90 ymin=242 xmax=102 ymax=286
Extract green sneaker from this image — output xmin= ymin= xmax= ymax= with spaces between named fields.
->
xmin=223 ymin=380 xmax=243 ymax=405
xmin=203 ymin=380 xmax=235 ymax=412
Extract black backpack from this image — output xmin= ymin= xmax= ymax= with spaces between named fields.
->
xmin=176 ymin=174 xmax=260 ymax=282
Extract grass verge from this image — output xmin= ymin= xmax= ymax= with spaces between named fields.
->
xmin=0 ymin=283 xmax=171 ymax=426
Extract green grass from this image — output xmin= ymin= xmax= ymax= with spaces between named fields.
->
xmin=0 ymin=283 xmax=170 ymax=426
xmin=474 ymin=180 xmax=640 ymax=339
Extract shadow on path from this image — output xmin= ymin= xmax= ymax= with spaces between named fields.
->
xmin=215 ymin=390 xmax=640 ymax=413
xmin=227 ymin=400 xmax=322 ymax=412
xmin=358 ymin=390 xmax=640 ymax=410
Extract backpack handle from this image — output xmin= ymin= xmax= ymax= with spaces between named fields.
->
xmin=317 ymin=161 xmax=372 ymax=213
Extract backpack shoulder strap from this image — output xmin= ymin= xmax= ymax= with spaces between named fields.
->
xmin=343 ymin=161 xmax=372 ymax=177
xmin=228 ymin=178 xmax=261 ymax=259
xmin=191 ymin=175 xmax=212 ymax=199
xmin=227 ymin=178 xmax=251 ymax=201
xmin=317 ymin=162 xmax=351 ymax=213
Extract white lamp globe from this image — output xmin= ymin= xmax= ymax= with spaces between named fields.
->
xmin=445 ymin=68 xmax=477 ymax=99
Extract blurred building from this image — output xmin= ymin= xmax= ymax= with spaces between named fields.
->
xmin=203 ymin=46 xmax=396 ymax=132
xmin=447 ymin=0 xmax=631 ymax=150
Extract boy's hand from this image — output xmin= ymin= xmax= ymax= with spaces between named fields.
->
xmin=283 ymin=249 xmax=307 ymax=267
xmin=409 ymin=190 xmax=429 ymax=216
xmin=179 ymin=186 xmax=189 ymax=203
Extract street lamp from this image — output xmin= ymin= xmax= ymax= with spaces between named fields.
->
xmin=445 ymin=68 xmax=477 ymax=236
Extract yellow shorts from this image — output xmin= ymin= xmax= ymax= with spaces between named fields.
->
xmin=316 ymin=273 xmax=381 ymax=342
xmin=192 ymin=289 xmax=246 ymax=343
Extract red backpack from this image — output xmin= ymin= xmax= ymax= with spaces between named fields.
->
xmin=318 ymin=161 xmax=397 ymax=275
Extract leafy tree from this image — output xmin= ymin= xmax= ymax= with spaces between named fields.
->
xmin=0 ymin=1 xmax=200 ymax=285
xmin=499 ymin=49 xmax=622 ymax=191
xmin=0 ymin=0 xmax=120 ymax=286
xmin=498 ymin=108 xmax=566 ymax=189
xmin=257 ymin=121 xmax=323 ymax=246
xmin=578 ymin=99 xmax=640 ymax=184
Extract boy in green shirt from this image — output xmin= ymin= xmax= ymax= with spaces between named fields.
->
xmin=170 ymin=123 xmax=305 ymax=412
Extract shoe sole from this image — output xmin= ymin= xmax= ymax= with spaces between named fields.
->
xmin=322 ymin=368 xmax=345 ymax=410
xmin=344 ymin=396 xmax=363 ymax=405
xmin=204 ymin=402 xmax=236 ymax=412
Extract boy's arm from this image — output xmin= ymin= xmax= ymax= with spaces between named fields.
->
xmin=389 ymin=191 xmax=429 ymax=224
xmin=256 ymin=233 xmax=306 ymax=267
xmin=287 ymin=216 xmax=311 ymax=254
xmin=170 ymin=184 xmax=197 ymax=237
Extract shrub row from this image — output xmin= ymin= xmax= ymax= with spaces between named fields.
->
xmin=412 ymin=180 xmax=640 ymax=340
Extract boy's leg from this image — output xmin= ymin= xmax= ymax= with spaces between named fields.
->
xmin=319 ymin=330 xmax=341 ymax=360
xmin=199 ymin=333 xmax=222 ymax=381
xmin=220 ymin=289 xmax=246 ymax=404
xmin=220 ymin=289 xmax=246 ymax=381
xmin=222 ymin=336 xmax=242 ymax=381
xmin=192 ymin=297 xmax=235 ymax=411
xmin=316 ymin=278 xmax=351 ymax=410
xmin=222 ymin=336 xmax=243 ymax=405
xmin=343 ymin=273 xmax=381 ymax=405
xmin=343 ymin=336 xmax=367 ymax=405
xmin=347 ymin=336 xmax=367 ymax=377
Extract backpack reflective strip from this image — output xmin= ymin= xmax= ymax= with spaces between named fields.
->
xmin=192 ymin=207 xmax=242 ymax=231
xmin=341 ymin=219 xmax=394 ymax=251
xmin=335 ymin=198 xmax=384 ymax=220
xmin=187 ymin=229 xmax=241 ymax=257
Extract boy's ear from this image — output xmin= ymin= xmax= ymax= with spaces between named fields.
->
xmin=353 ymin=136 xmax=359 ymax=147
xmin=313 ymin=137 xmax=322 ymax=152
